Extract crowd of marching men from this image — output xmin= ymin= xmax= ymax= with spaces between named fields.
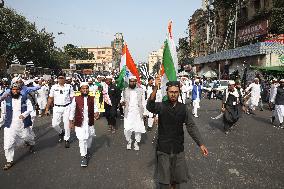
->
xmin=0 ymin=72 xmax=283 ymax=186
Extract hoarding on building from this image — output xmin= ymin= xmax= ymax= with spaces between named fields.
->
xmin=238 ymin=20 xmax=268 ymax=42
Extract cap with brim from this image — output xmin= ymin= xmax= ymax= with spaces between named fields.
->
xmin=57 ymin=72 xmax=66 ymax=78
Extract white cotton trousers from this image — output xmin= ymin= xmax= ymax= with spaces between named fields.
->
xmin=52 ymin=106 xmax=71 ymax=141
xmin=79 ymin=136 xmax=92 ymax=157
xmin=124 ymin=130 xmax=141 ymax=143
xmin=275 ymin=105 xmax=284 ymax=123
xmin=148 ymin=117 xmax=154 ymax=128
xmin=4 ymin=126 xmax=35 ymax=162
xmin=192 ymin=100 xmax=200 ymax=116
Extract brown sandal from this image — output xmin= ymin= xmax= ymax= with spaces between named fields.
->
xmin=3 ymin=162 xmax=14 ymax=170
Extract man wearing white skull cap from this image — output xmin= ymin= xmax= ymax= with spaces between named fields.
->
xmin=69 ymin=82 xmax=99 ymax=167
xmin=121 ymin=76 xmax=146 ymax=150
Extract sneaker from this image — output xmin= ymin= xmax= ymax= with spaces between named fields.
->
xmin=279 ymin=123 xmax=284 ymax=129
xmin=194 ymin=115 xmax=199 ymax=118
xmin=126 ymin=141 xmax=132 ymax=150
xmin=224 ymin=131 xmax=229 ymax=135
xmin=80 ymin=156 xmax=88 ymax=167
xmin=3 ymin=161 xmax=14 ymax=170
xmin=58 ymin=130 xmax=65 ymax=143
xmin=65 ymin=140 xmax=70 ymax=148
xmin=134 ymin=142 xmax=139 ymax=151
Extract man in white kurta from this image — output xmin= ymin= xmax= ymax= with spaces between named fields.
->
xmin=245 ymin=78 xmax=261 ymax=114
xmin=269 ymin=79 xmax=279 ymax=124
xmin=270 ymin=79 xmax=284 ymax=129
xmin=0 ymin=84 xmax=35 ymax=170
xmin=37 ymin=80 xmax=49 ymax=117
xmin=121 ymin=76 xmax=146 ymax=151
xmin=69 ymin=82 xmax=99 ymax=167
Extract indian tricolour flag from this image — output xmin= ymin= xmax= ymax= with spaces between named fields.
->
xmin=160 ymin=21 xmax=178 ymax=100
xmin=116 ymin=43 xmax=141 ymax=90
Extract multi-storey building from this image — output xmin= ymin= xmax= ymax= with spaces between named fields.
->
xmin=192 ymin=0 xmax=284 ymax=79
xmin=148 ymin=47 xmax=163 ymax=75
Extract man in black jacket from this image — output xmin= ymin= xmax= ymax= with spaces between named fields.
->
xmin=147 ymin=77 xmax=208 ymax=189
xmin=105 ymin=76 xmax=120 ymax=133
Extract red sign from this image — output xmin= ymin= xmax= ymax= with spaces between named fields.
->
xmin=265 ymin=34 xmax=284 ymax=44
xmin=238 ymin=20 xmax=268 ymax=42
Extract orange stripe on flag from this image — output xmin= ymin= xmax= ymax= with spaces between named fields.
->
xmin=125 ymin=45 xmax=141 ymax=84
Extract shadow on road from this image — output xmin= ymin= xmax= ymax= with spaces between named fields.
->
xmin=93 ymin=134 xmax=111 ymax=152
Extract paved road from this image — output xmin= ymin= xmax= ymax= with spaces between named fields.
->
xmin=0 ymin=99 xmax=283 ymax=189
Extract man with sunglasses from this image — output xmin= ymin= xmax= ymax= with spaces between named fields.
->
xmin=45 ymin=73 xmax=74 ymax=148
xmin=147 ymin=77 xmax=208 ymax=189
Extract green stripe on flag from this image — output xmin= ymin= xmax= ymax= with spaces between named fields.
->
xmin=163 ymin=40 xmax=177 ymax=81
xmin=115 ymin=66 xmax=126 ymax=90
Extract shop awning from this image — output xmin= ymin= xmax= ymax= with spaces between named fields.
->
xmin=194 ymin=42 xmax=284 ymax=65
xmin=251 ymin=66 xmax=284 ymax=72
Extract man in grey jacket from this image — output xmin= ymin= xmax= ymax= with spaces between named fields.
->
xmin=147 ymin=77 xmax=208 ymax=189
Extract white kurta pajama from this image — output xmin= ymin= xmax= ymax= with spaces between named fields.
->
xmin=1 ymin=97 xmax=35 ymax=162
xmin=69 ymin=97 xmax=98 ymax=157
xmin=124 ymin=90 xmax=146 ymax=143
xmin=246 ymin=83 xmax=261 ymax=110
xmin=37 ymin=85 xmax=49 ymax=114
xmin=192 ymin=87 xmax=201 ymax=116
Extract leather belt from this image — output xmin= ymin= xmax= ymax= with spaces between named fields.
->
xmin=54 ymin=103 xmax=71 ymax=107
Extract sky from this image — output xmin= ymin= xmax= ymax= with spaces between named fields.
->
xmin=5 ymin=0 xmax=202 ymax=62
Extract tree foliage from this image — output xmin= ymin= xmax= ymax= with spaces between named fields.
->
xmin=0 ymin=7 xmax=92 ymax=71
xmin=270 ymin=0 xmax=284 ymax=34
xmin=177 ymin=37 xmax=191 ymax=65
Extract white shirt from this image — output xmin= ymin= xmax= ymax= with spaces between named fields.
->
xmin=49 ymin=84 xmax=74 ymax=105
xmin=37 ymin=85 xmax=49 ymax=99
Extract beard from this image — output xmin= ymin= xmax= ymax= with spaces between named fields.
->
xmin=129 ymin=84 xmax=136 ymax=89
xmin=11 ymin=93 xmax=20 ymax=99
xmin=82 ymin=93 xmax=88 ymax=97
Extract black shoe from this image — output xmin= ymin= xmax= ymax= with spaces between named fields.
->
xmin=147 ymin=127 xmax=152 ymax=131
xmin=58 ymin=130 xmax=65 ymax=143
xmin=81 ymin=156 xmax=88 ymax=167
xmin=271 ymin=116 xmax=275 ymax=123
xmin=260 ymin=108 xmax=264 ymax=111
xmin=65 ymin=140 xmax=70 ymax=148
xmin=29 ymin=145 xmax=35 ymax=153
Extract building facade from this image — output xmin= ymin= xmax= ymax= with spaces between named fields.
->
xmin=148 ymin=47 xmax=163 ymax=75
xmin=191 ymin=0 xmax=283 ymax=79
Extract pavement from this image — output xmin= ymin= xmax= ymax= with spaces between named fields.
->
xmin=0 ymin=99 xmax=283 ymax=189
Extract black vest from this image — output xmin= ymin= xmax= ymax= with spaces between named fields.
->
xmin=275 ymin=87 xmax=284 ymax=105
